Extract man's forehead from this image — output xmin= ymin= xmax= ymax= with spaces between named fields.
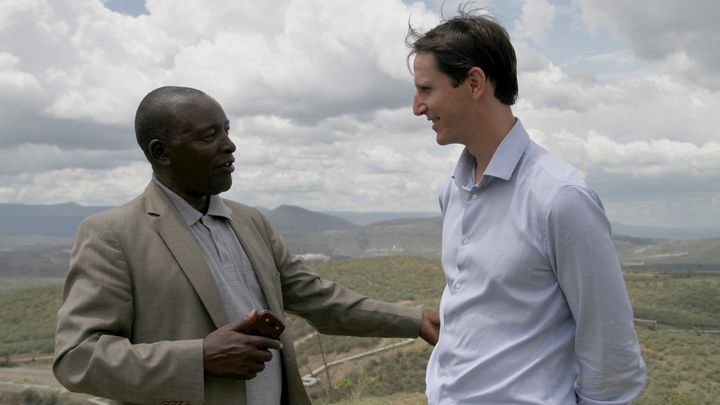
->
xmin=171 ymin=95 xmax=226 ymax=129
xmin=413 ymin=54 xmax=440 ymax=81
xmin=174 ymin=94 xmax=224 ymax=115
xmin=413 ymin=52 xmax=436 ymax=69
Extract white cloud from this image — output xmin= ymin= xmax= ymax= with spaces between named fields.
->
xmin=0 ymin=52 xmax=43 ymax=99
xmin=577 ymin=0 xmax=720 ymax=90
xmin=532 ymin=129 xmax=720 ymax=177
xmin=0 ymin=162 xmax=151 ymax=206
xmin=223 ymin=106 xmax=460 ymax=212
xmin=516 ymin=56 xmax=720 ymax=146
xmin=0 ymin=0 xmax=718 ymax=229
xmin=513 ymin=0 xmax=556 ymax=45
xmin=0 ymin=143 xmax=142 ymax=175
xmin=526 ymin=127 xmax=720 ymax=228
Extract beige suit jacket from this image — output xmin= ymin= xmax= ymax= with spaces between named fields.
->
xmin=53 ymin=182 xmax=421 ymax=404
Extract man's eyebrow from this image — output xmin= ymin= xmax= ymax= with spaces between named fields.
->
xmin=197 ymin=120 xmax=230 ymax=132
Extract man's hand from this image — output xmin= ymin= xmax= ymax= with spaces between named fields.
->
xmin=419 ymin=307 xmax=440 ymax=345
xmin=203 ymin=310 xmax=283 ymax=380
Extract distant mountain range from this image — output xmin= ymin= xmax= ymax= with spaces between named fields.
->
xmin=0 ymin=202 xmax=719 ymax=280
xmin=0 ymin=203 xmax=110 ymax=238
xmin=3 ymin=202 xmax=716 ymax=240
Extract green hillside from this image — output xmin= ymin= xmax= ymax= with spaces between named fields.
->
xmin=309 ymin=256 xmax=445 ymax=306
xmin=625 ymin=271 xmax=720 ymax=328
xmin=1 ymin=257 xmax=718 ymax=405
xmin=0 ymin=284 xmax=62 ymax=357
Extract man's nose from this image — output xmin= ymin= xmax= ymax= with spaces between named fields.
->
xmin=221 ymin=133 xmax=236 ymax=153
xmin=412 ymin=94 xmax=426 ymax=116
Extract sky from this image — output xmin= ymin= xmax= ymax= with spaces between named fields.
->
xmin=0 ymin=0 xmax=719 ymax=228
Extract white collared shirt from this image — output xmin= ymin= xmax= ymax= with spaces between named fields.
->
xmin=426 ymin=120 xmax=646 ymax=404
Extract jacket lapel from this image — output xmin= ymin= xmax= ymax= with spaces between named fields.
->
xmin=144 ymin=183 xmax=229 ymax=328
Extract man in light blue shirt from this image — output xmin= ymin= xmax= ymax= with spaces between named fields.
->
xmin=408 ymin=9 xmax=646 ymax=405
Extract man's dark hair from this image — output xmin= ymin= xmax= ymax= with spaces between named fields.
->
xmin=134 ymin=86 xmax=206 ymax=160
xmin=407 ymin=5 xmax=518 ymax=105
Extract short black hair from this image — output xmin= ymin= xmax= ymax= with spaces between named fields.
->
xmin=407 ymin=5 xmax=518 ymax=105
xmin=134 ymin=86 xmax=206 ymax=160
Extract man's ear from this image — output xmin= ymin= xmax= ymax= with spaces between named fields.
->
xmin=467 ymin=67 xmax=487 ymax=100
xmin=148 ymin=139 xmax=171 ymax=166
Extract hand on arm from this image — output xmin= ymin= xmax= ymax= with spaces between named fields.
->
xmin=203 ymin=310 xmax=283 ymax=380
xmin=420 ymin=308 xmax=440 ymax=346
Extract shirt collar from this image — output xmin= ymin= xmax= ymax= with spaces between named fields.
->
xmin=453 ymin=118 xmax=530 ymax=189
xmin=152 ymin=176 xmax=231 ymax=226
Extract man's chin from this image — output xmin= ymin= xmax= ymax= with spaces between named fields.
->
xmin=211 ymin=179 xmax=233 ymax=195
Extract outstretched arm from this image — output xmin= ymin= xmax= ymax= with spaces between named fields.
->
xmin=255 ymin=210 xmax=425 ymax=338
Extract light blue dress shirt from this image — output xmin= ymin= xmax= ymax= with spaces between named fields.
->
xmin=426 ymin=120 xmax=646 ymax=404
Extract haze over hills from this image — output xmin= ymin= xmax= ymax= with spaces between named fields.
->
xmin=0 ymin=203 xmax=110 ymax=238
xmin=322 ymin=210 xmax=439 ymax=226
xmin=266 ymin=205 xmax=358 ymax=233
xmin=3 ymin=202 xmax=720 ymax=240
xmin=0 ymin=202 xmax=719 ymax=281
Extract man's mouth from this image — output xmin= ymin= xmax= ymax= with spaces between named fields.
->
xmin=217 ymin=159 xmax=235 ymax=173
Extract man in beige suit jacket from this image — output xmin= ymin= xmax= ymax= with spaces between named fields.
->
xmin=53 ymin=86 xmax=440 ymax=405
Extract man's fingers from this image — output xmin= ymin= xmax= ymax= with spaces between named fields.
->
xmin=242 ymin=345 xmax=273 ymax=363
xmin=227 ymin=309 xmax=258 ymax=332
xmin=250 ymin=335 xmax=283 ymax=351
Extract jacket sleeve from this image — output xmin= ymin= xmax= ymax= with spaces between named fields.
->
xmin=53 ymin=215 xmax=205 ymax=404
xmin=547 ymin=185 xmax=646 ymax=405
xmin=255 ymin=212 xmax=422 ymax=338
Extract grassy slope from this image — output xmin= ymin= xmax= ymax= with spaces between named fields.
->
xmin=0 ymin=284 xmax=62 ymax=357
xmin=625 ymin=272 xmax=720 ymax=405
xmin=1 ymin=258 xmax=718 ymax=405
xmin=625 ymin=271 xmax=720 ymax=328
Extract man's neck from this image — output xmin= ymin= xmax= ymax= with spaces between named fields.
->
xmin=185 ymin=194 xmax=210 ymax=214
xmin=467 ymin=107 xmax=516 ymax=183
xmin=153 ymin=174 xmax=210 ymax=214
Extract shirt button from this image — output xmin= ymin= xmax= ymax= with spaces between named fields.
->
xmin=463 ymin=238 xmax=470 ymax=245
xmin=439 ymin=368 xmax=448 ymax=377
xmin=455 ymin=282 xmax=464 ymax=290
xmin=471 ymin=193 xmax=478 ymax=200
